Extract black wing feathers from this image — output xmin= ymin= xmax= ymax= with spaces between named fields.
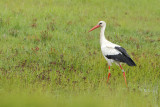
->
xmin=106 ymin=46 xmax=136 ymax=66
xmin=115 ymin=47 xmax=130 ymax=57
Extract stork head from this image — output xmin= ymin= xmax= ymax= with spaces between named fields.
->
xmin=89 ymin=21 xmax=106 ymax=32
xmin=98 ymin=21 xmax=106 ymax=27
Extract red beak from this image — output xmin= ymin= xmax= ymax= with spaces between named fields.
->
xmin=89 ymin=25 xmax=100 ymax=32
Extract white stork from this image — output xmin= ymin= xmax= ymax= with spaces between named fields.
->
xmin=89 ymin=21 xmax=136 ymax=86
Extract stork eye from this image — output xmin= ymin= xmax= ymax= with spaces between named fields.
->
xmin=99 ymin=23 xmax=102 ymax=25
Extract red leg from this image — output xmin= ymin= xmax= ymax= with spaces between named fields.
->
xmin=107 ymin=66 xmax=111 ymax=83
xmin=119 ymin=65 xmax=127 ymax=87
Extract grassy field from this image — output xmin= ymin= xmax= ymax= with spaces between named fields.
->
xmin=0 ymin=0 xmax=160 ymax=106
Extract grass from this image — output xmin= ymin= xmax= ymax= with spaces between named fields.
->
xmin=0 ymin=0 xmax=160 ymax=106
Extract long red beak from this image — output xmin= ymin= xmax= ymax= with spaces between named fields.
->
xmin=89 ymin=25 xmax=100 ymax=32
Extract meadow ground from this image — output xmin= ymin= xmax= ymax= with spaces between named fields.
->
xmin=0 ymin=0 xmax=160 ymax=107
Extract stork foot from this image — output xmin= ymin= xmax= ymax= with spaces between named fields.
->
xmin=123 ymin=72 xmax=128 ymax=87
xmin=107 ymin=72 xmax=111 ymax=83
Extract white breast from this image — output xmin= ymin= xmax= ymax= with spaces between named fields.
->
xmin=100 ymin=40 xmax=121 ymax=65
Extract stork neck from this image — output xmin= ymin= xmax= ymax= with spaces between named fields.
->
xmin=100 ymin=25 xmax=107 ymax=45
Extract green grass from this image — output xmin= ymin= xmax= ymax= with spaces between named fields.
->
xmin=0 ymin=0 xmax=160 ymax=106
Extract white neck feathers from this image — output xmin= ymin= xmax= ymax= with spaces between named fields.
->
xmin=100 ymin=25 xmax=107 ymax=45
